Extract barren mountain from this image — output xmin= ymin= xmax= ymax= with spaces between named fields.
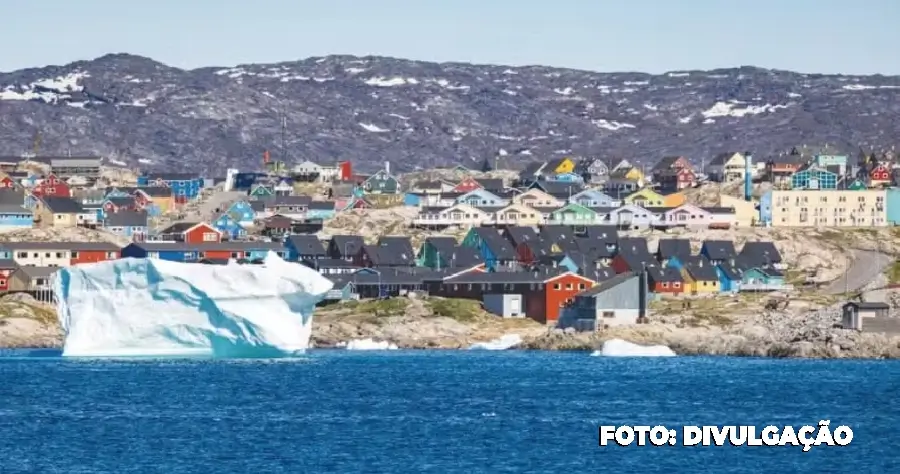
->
xmin=1 ymin=53 xmax=899 ymax=174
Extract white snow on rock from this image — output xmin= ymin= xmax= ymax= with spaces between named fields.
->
xmin=592 ymin=119 xmax=636 ymax=131
xmin=591 ymin=338 xmax=676 ymax=357
xmin=359 ymin=122 xmax=390 ymax=133
xmin=468 ymin=334 xmax=522 ymax=350
xmin=701 ymin=101 xmax=788 ymax=118
xmin=364 ymin=76 xmax=419 ymax=87
xmin=53 ymin=252 xmax=332 ymax=358
xmin=0 ymin=71 xmax=89 ymax=102
xmin=343 ymin=339 xmax=399 ymax=350
xmin=841 ymin=84 xmax=900 ymax=91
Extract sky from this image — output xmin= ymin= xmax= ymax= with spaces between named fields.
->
xmin=1 ymin=0 xmax=898 ymax=75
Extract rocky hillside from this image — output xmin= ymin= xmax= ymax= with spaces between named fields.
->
xmin=2 ymin=54 xmax=899 ymax=174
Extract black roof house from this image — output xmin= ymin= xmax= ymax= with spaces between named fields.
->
xmin=700 ymin=240 xmax=737 ymax=263
xmin=503 ymin=226 xmax=540 ymax=248
xmin=286 ymin=235 xmax=327 ymax=259
xmin=656 ymin=238 xmax=692 ymax=262
xmin=681 ymin=256 xmax=719 ymax=281
xmin=472 ymin=227 xmax=518 ymax=262
xmin=329 ymin=235 xmax=365 ymax=260
xmin=617 ymin=237 xmax=651 ymax=258
xmin=738 ymin=241 xmax=783 ymax=266
xmin=377 ymin=236 xmax=415 ymax=260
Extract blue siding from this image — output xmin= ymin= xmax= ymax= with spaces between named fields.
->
xmin=0 ymin=212 xmax=33 ymax=228
xmin=403 ymin=193 xmax=422 ymax=207
xmin=759 ymin=191 xmax=772 ymax=225
xmin=715 ymin=266 xmax=741 ymax=292
xmin=226 ymin=201 xmax=256 ymax=224
xmin=886 ymin=189 xmax=900 ymax=225
xmin=137 ymin=176 xmax=203 ymax=199
xmin=105 ymin=225 xmax=148 ymax=238
xmin=306 ymin=209 xmax=336 ymax=220
xmin=121 ymin=244 xmax=187 ymax=262
xmin=213 ymin=215 xmax=245 ymax=240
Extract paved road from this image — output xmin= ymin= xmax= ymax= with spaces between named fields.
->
xmin=151 ymin=188 xmax=248 ymax=232
xmin=824 ymin=250 xmax=894 ymax=295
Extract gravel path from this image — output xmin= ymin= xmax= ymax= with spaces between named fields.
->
xmin=824 ymin=250 xmax=894 ymax=295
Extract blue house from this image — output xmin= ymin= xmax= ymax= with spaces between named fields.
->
xmin=716 ymin=260 xmax=743 ymax=293
xmin=103 ymin=211 xmax=149 ymax=239
xmin=403 ymin=192 xmax=422 ymax=207
xmin=740 ymin=266 xmax=786 ymax=290
xmin=224 ymin=200 xmax=256 ymax=227
xmin=0 ymin=205 xmax=34 ymax=230
xmin=0 ymin=245 xmax=11 ymax=259
xmin=556 ymin=254 xmax=582 ymax=273
xmin=284 ymin=235 xmax=327 ymax=262
xmin=550 ymin=172 xmax=584 ymax=183
xmin=456 ymin=189 xmax=508 ymax=207
xmin=461 ymin=227 xmax=518 ymax=270
xmin=306 ymin=201 xmax=336 ymax=220
xmin=886 ymin=189 xmax=900 ymax=225
xmin=758 ymin=190 xmax=773 ymax=226
xmin=213 ymin=213 xmax=246 ymax=240
xmin=23 ymin=193 xmax=40 ymax=210
xmin=137 ymin=173 xmax=203 ymax=201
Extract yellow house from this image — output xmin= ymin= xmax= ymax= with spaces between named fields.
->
xmin=680 ymin=257 xmax=720 ymax=294
xmin=550 ymin=157 xmax=576 ymax=174
xmin=33 ymin=196 xmax=83 ymax=228
xmin=624 ymin=167 xmax=644 ymax=182
xmin=136 ymin=187 xmax=176 ymax=213
xmin=624 ymin=188 xmax=666 ymax=207
xmin=493 ymin=203 xmax=544 ymax=226
xmin=513 ymin=189 xmax=563 ymax=208
xmin=719 ymin=195 xmax=756 ymax=227
xmin=662 ymin=191 xmax=686 ymax=207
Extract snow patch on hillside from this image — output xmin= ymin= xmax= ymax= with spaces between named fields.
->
xmin=701 ymin=101 xmax=789 ymax=118
xmin=592 ymin=119 xmax=635 ymax=131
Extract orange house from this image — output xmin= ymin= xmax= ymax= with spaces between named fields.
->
xmin=527 ymin=272 xmax=597 ymax=325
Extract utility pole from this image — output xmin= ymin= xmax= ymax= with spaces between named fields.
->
xmin=281 ymin=113 xmax=288 ymax=166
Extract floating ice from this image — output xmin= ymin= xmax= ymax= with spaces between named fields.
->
xmin=53 ymin=252 xmax=332 ymax=358
xmin=591 ymin=338 xmax=676 ymax=357
xmin=468 ymin=334 xmax=522 ymax=350
xmin=343 ymin=339 xmax=399 ymax=350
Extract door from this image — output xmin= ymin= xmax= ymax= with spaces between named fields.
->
xmin=508 ymin=296 xmax=522 ymax=316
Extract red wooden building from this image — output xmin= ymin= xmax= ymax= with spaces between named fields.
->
xmin=157 ymin=222 xmax=222 ymax=244
xmin=0 ymin=259 xmax=16 ymax=291
xmin=69 ymin=242 xmax=122 ymax=265
xmin=32 ymin=174 xmax=71 ymax=198
xmin=0 ymin=176 xmax=15 ymax=188
xmin=530 ymin=272 xmax=596 ymax=324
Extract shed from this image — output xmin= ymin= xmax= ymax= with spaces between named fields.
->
xmin=841 ymin=302 xmax=891 ymax=331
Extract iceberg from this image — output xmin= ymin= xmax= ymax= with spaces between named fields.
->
xmin=52 ymin=252 xmax=333 ymax=358
xmin=591 ymin=338 xmax=676 ymax=357
xmin=343 ymin=338 xmax=399 ymax=350
xmin=468 ymin=334 xmax=523 ymax=350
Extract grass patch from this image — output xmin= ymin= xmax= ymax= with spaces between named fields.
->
xmin=685 ymin=312 xmax=735 ymax=328
xmin=426 ymin=298 xmax=484 ymax=322
xmin=337 ymin=298 xmax=409 ymax=318
xmin=885 ymin=261 xmax=900 ymax=284
xmin=0 ymin=302 xmax=57 ymax=325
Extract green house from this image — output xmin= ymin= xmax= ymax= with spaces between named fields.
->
xmin=416 ymin=236 xmax=457 ymax=268
xmin=249 ymin=184 xmax=274 ymax=197
xmin=549 ymin=202 xmax=599 ymax=225
xmin=362 ymin=170 xmax=400 ymax=195
xmin=846 ymin=178 xmax=868 ymax=190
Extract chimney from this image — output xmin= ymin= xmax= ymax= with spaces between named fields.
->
xmin=638 ymin=269 xmax=648 ymax=321
xmin=743 ymin=151 xmax=753 ymax=202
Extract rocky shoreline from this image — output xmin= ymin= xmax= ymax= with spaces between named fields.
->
xmin=5 ymin=294 xmax=899 ymax=359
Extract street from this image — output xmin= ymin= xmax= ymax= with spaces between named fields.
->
xmin=824 ymin=250 xmax=894 ymax=295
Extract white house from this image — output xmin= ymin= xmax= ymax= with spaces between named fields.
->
xmin=705 ymin=152 xmax=746 ymax=182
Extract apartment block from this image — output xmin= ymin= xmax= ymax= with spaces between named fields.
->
xmin=770 ymin=190 xmax=886 ymax=227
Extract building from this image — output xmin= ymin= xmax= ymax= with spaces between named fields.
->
xmin=31 ymin=173 xmax=71 ymax=198
xmin=0 ymin=204 xmax=34 ymax=230
xmin=841 ymin=301 xmax=899 ymax=333
xmin=557 ymin=271 xmax=647 ymax=330
xmin=122 ymin=241 xmax=286 ymax=262
xmin=32 ymin=196 xmax=87 ymax=228
xmin=9 ymin=265 xmax=58 ymax=293
xmin=103 ymin=211 xmax=149 ymax=239
xmin=705 ymin=152 xmax=746 ymax=182
xmin=361 ymin=170 xmax=400 ymax=194
xmin=31 ymin=156 xmax=101 ymax=182
xmin=6 ymin=242 xmax=120 ymax=266
xmin=769 ymin=190 xmax=886 ymax=227
xmin=138 ymin=173 xmax=203 ymax=202
xmin=155 ymin=222 xmax=222 ymax=243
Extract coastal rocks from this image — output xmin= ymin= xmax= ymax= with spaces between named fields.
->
xmin=0 ymin=294 xmax=62 ymax=349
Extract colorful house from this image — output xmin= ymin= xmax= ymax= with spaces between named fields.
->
xmin=213 ymin=212 xmax=246 ymax=240
xmin=31 ymin=174 xmax=71 ymax=198
xmin=133 ymin=187 xmax=175 ymax=213
xmin=716 ymin=260 xmax=743 ymax=293
xmin=569 ymin=188 xmax=619 ymax=208
xmin=249 ymin=184 xmax=275 ymax=198
xmin=456 ymin=189 xmax=508 ymax=207
xmin=548 ymin=202 xmax=600 ymax=225
xmin=451 ymin=176 xmax=484 ymax=193
xmin=103 ymin=211 xmax=149 ymax=239
xmin=122 ymin=241 xmax=286 ymax=262
xmin=678 ymin=256 xmax=720 ymax=294
xmin=0 ymin=205 xmax=34 ymax=230
xmin=224 ymin=200 xmax=256 ymax=227
xmin=156 ymin=222 xmax=222 ymax=244
xmin=790 ymin=165 xmax=838 ymax=190
xmin=868 ymin=163 xmax=892 ymax=187
xmin=306 ymin=201 xmax=337 ymax=220
xmin=462 ymin=227 xmax=518 ymax=270
xmin=362 ymin=170 xmax=400 ymax=195
xmin=740 ymin=266 xmax=787 ymax=290
xmin=548 ymin=157 xmax=576 ymax=174
xmin=624 ymin=188 xmax=666 ymax=208
xmin=138 ymin=173 xmax=203 ymax=202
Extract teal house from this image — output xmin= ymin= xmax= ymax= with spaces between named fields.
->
xmin=886 ymin=188 xmax=900 ymax=225
xmin=213 ymin=213 xmax=246 ymax=240
xmin=790 ymin=165 xmax=838 ymax=190
xmin=741 ymin=266 xmax=786 ymax=290
xmin=225 ymin=200 xmax=256 ymax=226
xmin=307 ymin=201 xmax=337 ymax=220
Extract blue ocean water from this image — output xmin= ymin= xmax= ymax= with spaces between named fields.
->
xmin=1 ymin=350 xmax=898 ymax=473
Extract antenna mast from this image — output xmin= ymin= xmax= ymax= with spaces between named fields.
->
xmin=281 ymin=113 xmax=287 ymax=164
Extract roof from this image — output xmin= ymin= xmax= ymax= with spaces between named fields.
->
xmin=136 ymin=186 xmax=173 ymax=198
xmin=16 ymin=265 xmax=59 ymax=279
xmin=286 ymin=235 xmax=326 ymax=256
xmin=618 ymin=237 xmax=650 ymax=257
xmin=308 ymin=200 xmax=335 ymax=211
xmin=504 ymin=226 xmax=540 ymax=247
xmin=845 ymin=302 xmax=890 ymax=310
xmin=519 ymin=162 xmax=546 ymax=179
xmin=330 ymin=235 xmax=364 ymax=257
xmin=681 ymin=256 xmax=718 ymax=281
xmin=104 ymin=210 xmax=148 ymax=227
xmin=657 ymin=239 xmax=692 ymax=260
xmin=159 ymin=222 xmax=209 ymax=234
xmin=583 ymin=225 xmax=618 ymax=243
xmin=708 ymin=152 xmax=739 ymax=166
xmin=472 ymin=227 xmax=517 ymax=259
xmin=739 ymin=241 xmax=783 ymax=265
xmin=576 ymin=271 xmax=636 ymax=297
xmin=701 ymin=240 xmax=737 ymax=260
xmin=475 ymin=178 xmax=504 ymax=191
xmin=0 ymin=189 xmax=24 ymax=206
xmin=717 ymin=259 xmax=743 ymax=280
xmin=130 ymin=242 xmax=284 ymax=251
xmin=437 ymin=245 xmax=483 ymax=268
xmin=41 ymin=197 xmax=84 ymax=213
xmin=0 ymin=205 xmax=29 ymax=214
xmin=647 ymin=265 xmax=683 ymax=283
xmin=422 ymin=236 xmax=458 ymax=255
xmin=652 ymin=155 xmax=687 ymax=172
xmin=105 ymin=196 xmax=135 ymax=207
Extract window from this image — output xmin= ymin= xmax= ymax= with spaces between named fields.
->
xmin=202 ymin=232 xmax=218 ymax=242
xmin=662 ymin=282 xmax=669 ymax=288
xmin=17 ymin=252 xmax=27 ymax=258
xmin=566 ymin=283 xmax=573 ymax=290
xmin=578 ymin=283 xmax=585 ymax=290
xmin=553 ymin=283 xmax=561 ymax=290
xmin=602 ymin=311 xmax=615 ymax=318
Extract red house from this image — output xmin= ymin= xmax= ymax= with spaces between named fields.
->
xmin=647 ymin=267 xmax=684 ymax=294
xmin=337 ymin=161 xmax=353 ymax=181
xmin=0 ymin=259 xmax=16 ymax=291
xmin=869 ymin=163 xmax=891 ymax=184
xmin=0 ymin=176 xmax=15 ymax=188
xmin=69 ymin=242 xmax=122 ymax=265
xmin=527 ymin=272 xmax=597 ymax=324
xmin=452 ymin=176 xmax=483 ymax=193
xmin=158 ymin=222 xmax=222 ymax=244
xmin=32 ymin=174 xmax=71 ymax=198
xmin=103 ymin=196 xmax=137 ymax=213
